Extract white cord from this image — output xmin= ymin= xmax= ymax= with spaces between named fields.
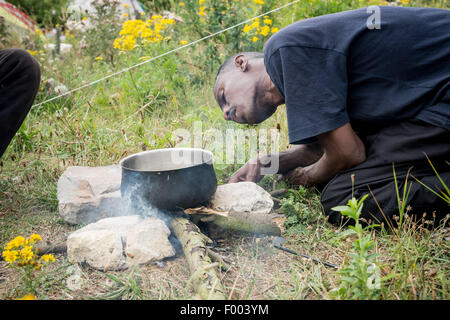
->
xmin=32 ymin=0 xmax=301 ymax=108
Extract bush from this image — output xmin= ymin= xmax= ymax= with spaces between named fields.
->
xmin=83 ymin=0 xmax=123 ymax=66
xmin=0 ymin=16 xmax=11 ymax=49
xmin=141 ymin=0 xmax=173 ymax=12
xmin=8 ymin=0 xmax=69 ymax=26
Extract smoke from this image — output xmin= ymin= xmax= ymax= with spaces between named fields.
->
xmin=118 ymin=177 xmax=184 ymax=255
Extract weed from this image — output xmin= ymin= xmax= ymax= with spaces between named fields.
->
xmin=95 ymin=267 xmax=146 ymax=300
xmin=82 ymin=0 xmax=123 ymax=66
xmin=329 ymin=176 xmax=383 ymax=299
xmin=2 ymin=234 xmax=56 ymax=297
xmin=411 ymin=154 xmax=450 ymax=204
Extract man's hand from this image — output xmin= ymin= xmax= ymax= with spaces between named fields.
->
xmin=284 ymin=167 xmax=308 ymax=186
xmin=229 ymin=158 xmax=264 ymax=183
xmin=289 ymin=123 xmax=366 ymax=186
xmin=228 ymin=144 xmax=324 ymax=184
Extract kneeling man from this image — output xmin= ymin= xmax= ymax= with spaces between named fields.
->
xmin=214 ymin=6 xmax=449 ymax=225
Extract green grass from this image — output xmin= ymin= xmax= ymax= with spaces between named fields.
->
xmin=0 ymin=0 xmax=449 ymax=300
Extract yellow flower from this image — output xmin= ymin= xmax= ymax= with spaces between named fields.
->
xmin=82 ymin=17 xmax=87 ymax=21
xmin=6 ymin=236 xmax=25 ymax=249
xmin=30 ymin=234 xmax=42 ymax=242
xmin=26 ymin=50 xmax=37 ymax=56
xmin=179 ymin=2 xmax=185 ymax=6
xmin=2 ymin=250 xmax=18 ymax=264
xmin=25 ymin=234 xmax=42 ymax=245
xmin=15 ymin=294 xmax=36 ymax=300
xmin=123 ymin=13 xmax=128 ymax=17
xmin=254 ymin=0 xmax=264 ymax=4
xmin=198 ymin=6 xmax=207 ymax=16
xmin=21 ymin=245 xmax=34 ymax=260
xmin=271 ymin=27 xmax=279 ymax=33
xmin=40 ymin=254 xmax=55 ymax=263
xmin=259 ymin=25 xmax=270 ymax=37
xmin=243 ymin=24 xmax=252 ymax=33
xmin=263 ymin=18 xmax=272 ymax=25
xmin=199 ymin=0 xmax=206 ymax=4
xmin=123 ymin=3 xmax=128 ymax=7
xmin=95 ymin=56 xmax=103 ymax=61
xmin=179 ymin=40 xmax=188 ymax=45
xmin=114 ymin=17 xmax=174 ymax=51
xmin=252 ymin=36 xmax=258 ymax=42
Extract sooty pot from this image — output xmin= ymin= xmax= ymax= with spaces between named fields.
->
xmin=120 ymin=148 xmax=217 ymax=212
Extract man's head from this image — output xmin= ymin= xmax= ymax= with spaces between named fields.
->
xmin=214 ymin=52 xmax=284 ymax=125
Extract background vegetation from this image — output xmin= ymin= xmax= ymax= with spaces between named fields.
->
xmin=0 ymin=0 xmax=448 ymax=300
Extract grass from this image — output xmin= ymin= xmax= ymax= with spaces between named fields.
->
xmin=0 ymin=0 xmax=449 ymax=300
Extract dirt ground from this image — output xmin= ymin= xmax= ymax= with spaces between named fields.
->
xmin=0 ymin=220 xmax=343 ymax=300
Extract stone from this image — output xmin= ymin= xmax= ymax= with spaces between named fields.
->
xmin=67 ymin=215 xmax=175 ymax=271
xmin=57 ymin=165 xmax=126 ymax=225
xmin=210 ymin=182 xmax=274 ymax=214
xmin=125 ymin=218 xmax=175 ymax=265
xmin=65 ymin=265 xmax=84 ymax=291
xmin=67 ymin=228 xmax=127 ymax=271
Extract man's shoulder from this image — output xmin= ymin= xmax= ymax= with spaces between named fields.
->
xmin=264 ymin=7 xmax=367 ymax=57
xmin=264 ymin=6 xmax=449 ymax=59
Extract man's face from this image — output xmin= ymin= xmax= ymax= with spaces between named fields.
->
xmin=214 ymin=67 xmax=276 ymax=125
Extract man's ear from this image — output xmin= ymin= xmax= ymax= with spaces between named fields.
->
xmin=235 ymin=54 xmax=248 ymax=72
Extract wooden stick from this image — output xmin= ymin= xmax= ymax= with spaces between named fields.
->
xmin=169 ymin=216 xmax=226 ymax=300
xmin=185 ymin=207 xmax=284 ymax=236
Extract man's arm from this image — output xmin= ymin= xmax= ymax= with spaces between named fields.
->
xmin=228 ymin=142 xmax=323 ymax=183
xmin=285 ymin=123 xmax=366 ymax=186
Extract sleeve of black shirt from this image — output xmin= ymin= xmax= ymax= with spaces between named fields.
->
xmin=266 ymin=46 xmax=350 ymax=144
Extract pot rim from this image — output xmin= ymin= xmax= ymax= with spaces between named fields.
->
xmin=119 ymin=148 xmax=214 ymax=173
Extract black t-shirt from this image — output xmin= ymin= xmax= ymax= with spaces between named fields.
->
xmin=264 ymin=6 xmax=450 ymax=144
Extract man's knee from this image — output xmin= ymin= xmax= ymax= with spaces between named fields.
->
xmin=3 ymin=48 xmax=41 ymax=87
xmin=321 ymin=170 xmax=450 ymax=227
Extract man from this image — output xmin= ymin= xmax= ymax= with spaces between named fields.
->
xmin=214 ymin=6 xmax=449 ymax=225
xmin=0 ymin=48 xmax=41 ymax=157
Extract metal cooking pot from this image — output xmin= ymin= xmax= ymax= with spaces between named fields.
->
xmin=120 ymin=148 xmax=217 ymax=211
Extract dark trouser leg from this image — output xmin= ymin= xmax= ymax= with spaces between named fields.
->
xmin=0 ymin=48 xmax=41 ymax=158
xmin=321 ymin=119 xmax=450 ymax=226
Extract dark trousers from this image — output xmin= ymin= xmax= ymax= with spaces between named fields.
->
xmin=321 ymin=119 xmax=450 ymax=226
xmin=0 ymin=48 xmax=41 ymax=157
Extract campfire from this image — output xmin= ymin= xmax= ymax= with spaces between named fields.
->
xmin=55 ymin=148 xmax=285 ymax=299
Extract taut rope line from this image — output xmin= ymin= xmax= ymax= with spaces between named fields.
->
xmin=32 ymin=0 xmax=301 ymax=108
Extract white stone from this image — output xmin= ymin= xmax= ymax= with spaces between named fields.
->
xmin=125 ymin=218 xmax=175 ymax=265
xmin=67 ymin=228 xmax=127 ymax=271
xmin=65 ymin=265 xmax=84 ymax=291
xmin=57 ymin=165 xmax=126 ymax=225
xmin=66 ymin=215 xmax=175 ymax=271
xmin=210 ymin=182 xmax=274 ymax=214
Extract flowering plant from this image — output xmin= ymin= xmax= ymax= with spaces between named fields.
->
xmin=174 ymin=0 xmax=280 ymax=74
xmin=113 ymin=15 xmax=175 ymax=51
xmin=2 ymin=234 xmax=56 ymax=296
